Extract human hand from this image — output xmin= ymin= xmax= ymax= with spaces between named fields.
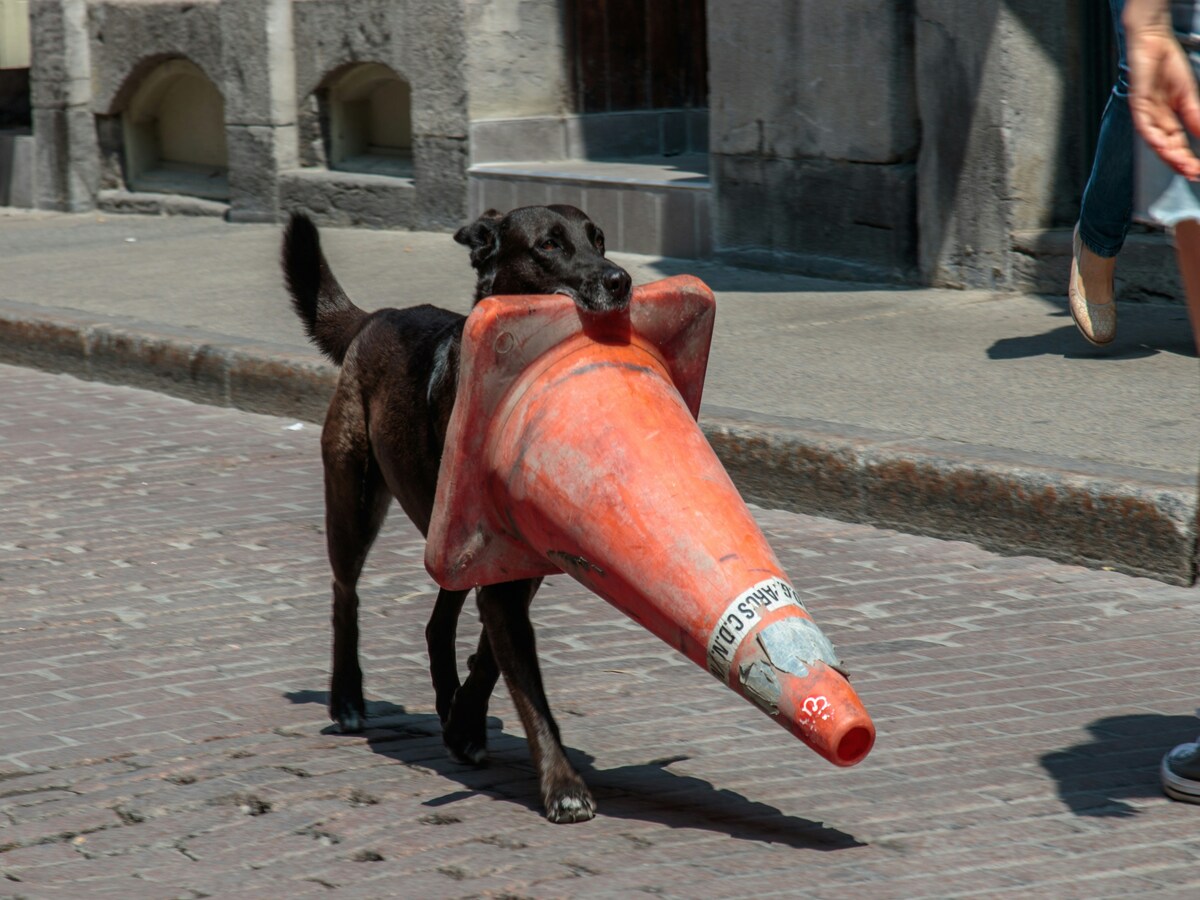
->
xmin=1125 ymin=10 xmax=1200 ymax=179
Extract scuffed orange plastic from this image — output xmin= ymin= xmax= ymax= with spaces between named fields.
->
xmin=425 ymin=276 xmax=874 ymax=767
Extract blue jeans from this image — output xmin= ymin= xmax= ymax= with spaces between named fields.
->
xmin=1078 ymin=0 xmax=1133 ymax=259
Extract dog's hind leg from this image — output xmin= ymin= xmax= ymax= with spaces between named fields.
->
xmin=476 ymin=579 xmax=595 ymax=823
xmin=322 ymin=401 xmax=391 ymax=734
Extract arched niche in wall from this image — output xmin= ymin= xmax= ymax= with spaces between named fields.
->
xmin=122 ymin=58 xmax=228 ymax=199
xmin=327 ymin=63 xmax=413 ymax=178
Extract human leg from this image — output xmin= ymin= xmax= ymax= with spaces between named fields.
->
xmin=1078 ymin=0 xmax=1135 ymax=259
xmin=1171 ymin=219 xmax=1200 ymax=350
xmin=1070 ymin=0 xmax=1135 ymax=344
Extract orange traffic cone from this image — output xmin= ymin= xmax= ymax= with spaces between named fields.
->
xmin=426 ymin=275 xmax=874 ymax=767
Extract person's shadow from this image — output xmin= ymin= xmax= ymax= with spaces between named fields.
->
xmin=285 ymin=689 xmax=862 ymax=849
xmin=988 ymin=303 xmax=1196 ymax=360
xmin=1039 ymin=713 xmax=1198 ymax=817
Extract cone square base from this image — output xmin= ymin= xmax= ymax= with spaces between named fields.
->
xmin=425 ymin=275 xmax=718 ymax=591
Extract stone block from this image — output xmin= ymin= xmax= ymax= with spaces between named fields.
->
xmin=278 ymin=168 xmax=419 ymax=229
xmin=567 ymin=111 xmax=664 ymax=159
xmin=619 ymin=188 xmax=663 ymax=256
xmin=292 ymin=0 xmax=467 ymax=141
xmin=29 ymin=0 xmax=91 ymax=111
xmin=1009 ymin=228 xmax=1185 ymax=303
xmin=97 ymin=189 xmax=229 ymax=218
xmin=714 ymin=153 xmax=918 ymax=279
xmin=707 ymin=0 xmax=917 ymax=163
xmin=0 ymin=131 xmax=37 ymax=207
xmin=86 ymin=325 xmax=229 ymax=408
xmin=219 ymin=0 xmax=296 ymax=127
xmin=295 ymin=93 xmax=327 ymax=168
xmin=498 ymin=177 xmax=549 ymax=211
xmin=471 ymin=175 xmax=516 ymax=217
xmin=225 ymin=123 xmax=296 ymax=221
xmin=226 ymin=344 xmax=336 ymax=422
xmin=702 ymin=410 xmax=1199 ymax=586
xmin=88 ymin=0 xmax=223 ymax=114
xmin=0 ymin=303 xmax=92 ymax=379
xmin=403 ymin=0 xmax=468 ymax=137
xmin=578 ymin=185 xmax=620 ymax=242
xmin=660 ymin=188 xmax=704 ymax=260
xmin=33 ymin=105 xmax=99 ymax=211
xmin=463 ymin=0 xmax=566 ymax=120
xmin=92 ymin=112 xmax=127 ymax=190
xmin=414 ymin=135 xmax=468 ymax=229
xmin=913 ymin=1 xmax=1082 ymax=288
xmin=542 ymin=182 xmax=583 ymax=213
xmin=469 ymin=117 xmax=568 ymax=164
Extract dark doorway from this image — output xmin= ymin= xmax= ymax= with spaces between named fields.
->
xmin=566 ymin=0 xmax=708 ymax=114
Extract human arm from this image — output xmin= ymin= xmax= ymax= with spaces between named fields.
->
xmin=1124 ymin=0 xmax=1200 ymax=178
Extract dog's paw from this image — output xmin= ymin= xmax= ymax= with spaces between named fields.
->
xmin=442 ymin=706 xmax=489 ymax=765
xmin=445 ymin=738 xmax=488 ymax=766
xmin=443 ymin=721 xmax=488 ymax=765
xmin=544 ymin=781 xmax=596 ymax=824
xmin=329 ymin=697 xmax=366 ymax=734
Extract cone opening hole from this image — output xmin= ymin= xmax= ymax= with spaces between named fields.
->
xmin=835 ymin=726 xmax=874 ymax=766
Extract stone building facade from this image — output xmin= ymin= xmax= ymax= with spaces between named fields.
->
xmin=0 ymin=0 xmax=1177 ymax=296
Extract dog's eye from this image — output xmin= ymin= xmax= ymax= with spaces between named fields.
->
xmin=539 ymin=239 xmax=560 ymax=252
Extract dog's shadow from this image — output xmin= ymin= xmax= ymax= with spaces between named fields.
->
xmin=284 ymin=690 xmax=861 ymax=849
xmin=1039 ymin=713 xmax=1198 ymax=817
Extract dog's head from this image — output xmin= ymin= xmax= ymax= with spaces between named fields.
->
xmin=454 ymin=205 xmax=633 ymax=312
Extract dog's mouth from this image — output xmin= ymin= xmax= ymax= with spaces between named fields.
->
xmin=554 ymin=286 xmax=632 ymax=313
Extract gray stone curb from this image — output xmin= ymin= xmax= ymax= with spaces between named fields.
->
xmin=1 ymin=299 xmax=1195 ymax=586
xmin=703 ymin=408 xmax=1197 ymax=587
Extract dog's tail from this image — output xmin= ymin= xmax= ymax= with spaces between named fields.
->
xmin=282 ymin=213 xmax=366 ymax=366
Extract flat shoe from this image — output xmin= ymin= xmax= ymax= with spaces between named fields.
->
xmin=1068 ymin=226 xmax=1116 ymax=346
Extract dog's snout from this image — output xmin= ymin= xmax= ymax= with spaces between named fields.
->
xmin=603 ymin=267 xmax=632 ymax=306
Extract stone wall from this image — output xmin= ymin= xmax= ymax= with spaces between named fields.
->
xmin=31 ymin=0 xmax=468 ymax=228
xmin=914 ymin=0 xmax=1085 ymax=288
xmin=30 ymin=0 xmax=98 ymax=211
xmin=463 ymin=0 xmax=568 ymax=121
xmin=21 ymin=0 xmax=1103 ymax=293
xmin=289 ymin=0 xmax=468 ymax=229
xmin=707 ymin=0 xmax=1095 ymax=288
xmin=707 ymin=0 xmax=920 ymax=282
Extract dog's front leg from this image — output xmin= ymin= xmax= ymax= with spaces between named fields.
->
xmin=426 ymin=587 xmax=469 ymax=724
xmin=476 ymin=579 xmax=596 ymax=824
xmin=427 ymin=586 xmax=501 ymax=765
xmin=441 ymin=625 xmax=499 ymax=765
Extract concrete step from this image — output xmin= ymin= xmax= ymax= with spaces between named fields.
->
xmin=1012 ymin=227 xmax=1183 ymax=303
xmin=468 ymin=154 xmax=711 ymax=259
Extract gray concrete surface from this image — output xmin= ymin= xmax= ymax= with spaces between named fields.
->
xmin=0 ymin=210 xmax=1196 ymax=583
xmin=2 ymin=363 xmax=1199 ymax=897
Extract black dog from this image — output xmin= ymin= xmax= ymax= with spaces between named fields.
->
xmin=283 ymin=205 xmax=632 ymax=823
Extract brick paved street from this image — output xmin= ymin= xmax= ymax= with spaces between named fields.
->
xmin=1 ymin=362 xmax=1198 ymax=898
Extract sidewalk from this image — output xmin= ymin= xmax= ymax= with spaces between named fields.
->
xmin=0 ymin=209 xmax=1196 ymax=583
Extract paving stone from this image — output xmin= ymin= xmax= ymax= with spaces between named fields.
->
xmin=0 ymin=364 xmax=1198 ymax=896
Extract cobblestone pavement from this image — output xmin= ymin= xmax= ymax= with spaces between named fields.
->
xmin=1 ymin=362 xmax=1198 ymax=899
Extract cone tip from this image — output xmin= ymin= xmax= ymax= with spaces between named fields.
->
xmin=833 ymin=723 xmax=875 ymax=767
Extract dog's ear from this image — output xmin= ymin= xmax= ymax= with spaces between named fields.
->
xmin=454 ymin=210 xmax=504 ymax=269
